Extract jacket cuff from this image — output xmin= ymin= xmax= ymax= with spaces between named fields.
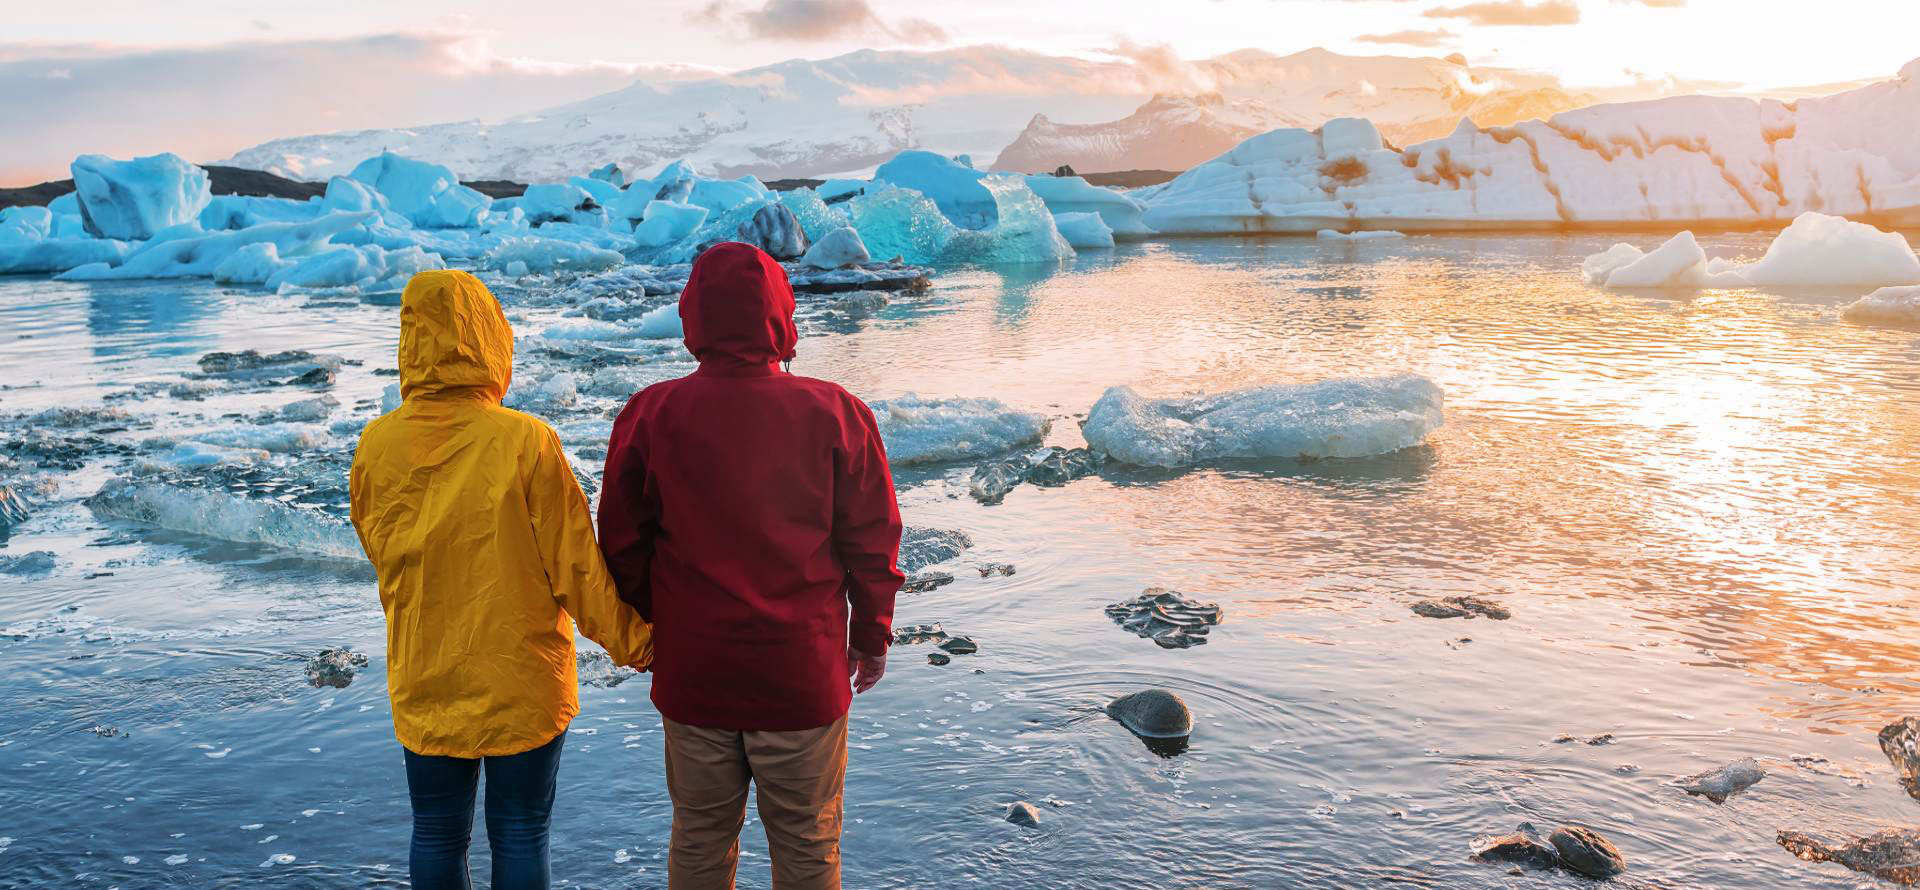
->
xmin=849 ymin=625 xmax=891 ymax=657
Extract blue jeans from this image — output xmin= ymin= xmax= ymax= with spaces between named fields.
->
xmin=403 ymin=731 xmax=566 ymax=890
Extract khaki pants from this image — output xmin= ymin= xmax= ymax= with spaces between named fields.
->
xmin=663 ymin=715 xmax=848 ymax=890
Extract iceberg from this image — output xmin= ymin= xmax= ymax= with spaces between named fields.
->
xmin=70 ymin=152 xmax=212 ymax=241
xmin=688 ymin=178 xmax=765 ymax=215
xmin=867 ymin=394 xmax=1050 ymax=465
xmin=634 ymin=303 xmax=683 ymax=339
xmin=480 ymin=237 xmax=625 ymax=275
xmin=514 ymin=183 xmax=597 ymax=226
xmin=87 ymin=476 xmax=360 ymax=560
xmin=875 ymin=151 xmax=998 ymax=228
xmin=1584 ymin=213 xmax=1919 ymax=289
xmin=0 ymin=205 xmax=54 ymax=243
xmin=199 ymin=194 xmax=324 ymax=231
xmin=845 ymin=178 xmax=1073 ymax=266
xmin=737 ymin=203 xmax=809 ymax=260
xmin=801 ymin=226 xmax=871 ymax=269
xmin=1024 ymin=174 xmax=1154 ymax=238
xmin=632 ymin=201 xmax=709 ymax=249
xmin=189 ymin=422 xmax=331 ymax=453
xmin=1084 ymin=374 xmax=1445 ymax=468
xmin=211 ymin=242 xmax=291 ymax=284
xmin=844 ymin=186 xmax=961 ymax=265
xmin=1842 ymin=285 xmax=1920 ymax=328
xmin=56 ymin=211 xmax=377 ymax=281
xmin=777 ymin=188 xmax=848 ymax=243
xmin=0 ymin=238 xmax=133 ymax=275
xmin=1055 ymin=212 xmax=1115 ymax=249
xmin=568 ymin=175 xmax=623 ymax=208
xmin=347 ymin=152 xmax=491 ymax=229
xmin=264 ymin=244 xmax=445 ymax=292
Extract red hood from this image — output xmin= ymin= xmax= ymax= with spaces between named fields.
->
xmin=680 ymin=242 xmax=798 ymax=372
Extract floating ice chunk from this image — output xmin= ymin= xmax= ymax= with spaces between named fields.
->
xmin=875 ymin=151 xmax=997 ymax=228
xmin=1054 ymin=212 xmax=1115 ymax=249
xmin=960 ymin=176 xmax=1075 ymax=265
xmin=1843 ymin=285 xmax=1920 ymax=327
xmin=0 ymin=238 xmax=133 ymax=275
xmin=1316 ymin=229 xmax=1405 ymax=241
xmin=1591 ymin=231 xmax=1729 ymax=288
xmin=844 ymin=186 xmax=959 ymax=265
xmin=57 ymin=211 xmax=376 ymax=281
xmin=155 ymin=442 xmax=270 ymax=468
xmin=347 ymin=152 xmax=491 ymax=228
xmin=635 ymin=303 xmax=683 ymax=339
xmin=192 ymin=423 xmax=330 ymax=453
xmin=70 ymin=153 xmax=212 ymax=240
xmin=801 ymin=227 xmax=871 ymax=269
xmin=481 ymin=237 xmax=624 ymax=275
xmin=0 ymin=205 xmax=54 ymax=243
xmin=381 ymin=383 xmax=403 ymax=414
xmin=1085 ymin=374 xmax=1445 ymax=468
xmin=505 ymin=373 xmax=578 ymax=412
xmin=689 ymin=178 xmax=765 ymax=215
xmin=778 ymin=188 xmax=848 ymax=243
xmin=538 ymin=319 xmax=636 ymax=341
xmin=518 ymin=184 xmax=596 ymax=226
xmin=1024 ymin=175 xmax=1153 ymax=237
xmin=1731 ymin=212 xmax=1920 ymax=287
xmin=568 ymin=175 xmax=623 ymax=208
xmin=846 ymin=178 xmax=1073 ymax=266
xmin=632 ymin=201 xmax=709 ymax=249
xmin=737 ymin=203 xmax=809 ymax=260
xmin=588 ymin=163 xmax=625 ymax=187
xmin=319 ymin=175 xmax=392 ymax=217
xmin=1581 ymin=243 xmax=1645 ymax=285
xmin=87 ymin=477 xmax=361 ymax=559
xmin=818 ymin=179 xmax=867 ymax=203
xmin=867 ymin=394 xmax=1050 ymax=465
xmin=266 ymin=244 xmax=444 ymax=292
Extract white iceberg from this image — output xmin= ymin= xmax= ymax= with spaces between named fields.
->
xmin=189 ymin=423 xmax=331 ymax=453
xmin=265 ymin=244 xmax=444 ymax=292
xmin=1084 ymin=374 xmax=1445 ymax=468
xmin=347 ymin=152 xmax=491 ymax=229
xmin=211 ymin=242 xmax=291 ymax=285
xmin=634 ymin=303 xmax=683 ymax=339
xmin=1023 ymin=174 xmax=1153 ymax=238
xmin=56 ymin=211 xmax=377 ymax=281
xmin=1054 ymin=212 xmax=1115 ymax=249
xmin=0 ymin=237 xmax=133 ymax=275
xmin=480 ymin=237 xmax=625 ymax=275
xmin=70 ymin=153 xmax=211 ymax=240
xmin=1584 ymin=213 xmax=1919 ymax=289
xmin=874 ymin=151 xmax=998 ymax=228
xmin=801 ymin=226 xmax=871 ymax=269
xmin=632 ymin=201 xmax=709 ymax=249
xmin=867 ymin=394 xmax=1050 ymax=465
xmin=1842 ymin=285 xmax=1920 ymax=327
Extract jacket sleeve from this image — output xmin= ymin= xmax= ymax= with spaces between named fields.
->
xmin=834 ymin=397 xmax=905 ymax=656
xmin=527 ymin=426 xmax=654 ymax=669
xmin=598 ymin=398 xmax=658 ymax=620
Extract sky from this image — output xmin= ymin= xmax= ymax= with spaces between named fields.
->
xmin=2 ymin=0 xmax=1913 ymax=185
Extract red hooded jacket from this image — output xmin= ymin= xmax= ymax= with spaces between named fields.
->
xmin=599 ymin=242 xmax=905 ymax=731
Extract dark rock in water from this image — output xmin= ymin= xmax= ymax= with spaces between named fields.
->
xmin=1780 ymin=828 xmax=1920 ymax=885
xmin=1412 ymin=596 xmax=1511 ymax=620
xmin=937 ymin=636 xmax=978 ymax=655
xmin=927 ymin=652 xmax=951 ymax=666
xmin=286 ymin=366 xmax=336 ymax=387
xmin=1878 ymin=717 xmax=1920 ymax=802
xmin=1005 ymin=801 xmax=1042 ymax=827
xmin=1106 ymin=689 xmax=1194 ymax=741
xmin=1026 ymin=447 xmax=1102 ymax=487
xmin=1549 ymin=826 xmax=1626 ymax=878
xmin=1053 ymin=165 xmax=1077 ymax=178
xmin=0 ymin=484 xmax=30 ymax=539
xmin=978 ymin=563 xmax=1015 ymax=577
xmin=304 ymin=648 xmax=368 ymax=689
xmin=0 ymin=550 xmax=56 ymax=575
xmin=899 ymin=526 xmax=972 ymax=573
xmin=1676 ymin=757 xmax=1765 ymax=803
xmin=737 ymin=203 xmax=810 ymax=260
xmin=1471 ymin=822 xmax=1561 ymax=871
xmin=903 ymin=571 xmax=955 ymax=594
xmin=1105 ymin=588 xmax=1223 ymax=649
xmin=1554 ymin=733 xmax=1614 ymax=746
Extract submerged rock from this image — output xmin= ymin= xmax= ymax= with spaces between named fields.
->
xmin=1554 ymin=733 xmax=1615 ymax=746
xmin=937 ymin=636 xmax=978 ymax=655
xmin=1470 ymin=822 xmax=1560 ymax=871
xmin=1411 ymin=596 xmax=1510 ymax=620
xmin=927 ymin=652 xmax=951 ymax=666
xmin=903 ymin=571 xmax=955 ymax=594
xmin=1779 ymin=828 xmax=1920 ymax=885
xmin=1878 ymin=717 xmax=1920 ymax=802
xmin=899 ymin=526 xmax=972 ymax=573
xmin=1026 ymin=447 xmax=1102 ymax=487
xmin=1004 ymin=801 xmax=1042 ymax=827
xmin=1676 ymin=757 xmax=1766 ymax=803
xmin=0 ymin=484 xmax=30 ymax=539
xmin=304 ymin=647 xmax=368 ymax=689
xmin=1549 ymin=826 xmax=1627 ymax=879
xmin=1106 ymin=689 xmax=1194 ymax=740
xmin=737 ymin=203 xmax=809 ymax=260
xmin=1104 ymin=588 xmax=1224 ymax=649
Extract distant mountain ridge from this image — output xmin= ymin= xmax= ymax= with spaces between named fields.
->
xmin=224 ymin=45 xmax=1622 ymax=184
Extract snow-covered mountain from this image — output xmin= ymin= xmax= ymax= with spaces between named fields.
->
xmin=223 ymin=46 xmax=1613 ymax=184
xmin=993 ymin=49 xmax=1595 ymax=173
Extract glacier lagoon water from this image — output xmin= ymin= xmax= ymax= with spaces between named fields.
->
xmin=2 ymin=233 xmax=1919 ymax=888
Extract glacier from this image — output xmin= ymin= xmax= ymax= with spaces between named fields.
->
xmin=1142 ymin=59 xmax=1920 ymax=233
xmin=1084 ymin=375 xmax=1445 ymax=468
xmin=868 ymin=395 xmax=1051 ymax=465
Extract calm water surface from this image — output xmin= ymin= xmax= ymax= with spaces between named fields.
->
xmin=1 ymin=234 xmax=1918 ymax=888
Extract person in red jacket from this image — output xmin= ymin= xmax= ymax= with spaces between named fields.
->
xmin=598 ymin=241 xmax=904 ymax=890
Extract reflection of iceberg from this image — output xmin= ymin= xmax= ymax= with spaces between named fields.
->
xmin=845 ymin=177 xmax=1072 ymax=266
xmin=868 ymin=394 xmax=1050 ymax=465
xmin=1085 ymin=374 xmax=1444 ymax=468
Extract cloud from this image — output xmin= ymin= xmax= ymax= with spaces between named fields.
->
xmin=694 ymin=0 xmax=949 ymax=45
xmin=1355 ymin=29 xmax=1458 ymax=47
xmin=1423 ymin=0 xmax=1581 ymax=25
xmin=1615 ymin=0 xmax=1684 ymax=5
xmin=0 ymin=33 xmax=707 ymax=186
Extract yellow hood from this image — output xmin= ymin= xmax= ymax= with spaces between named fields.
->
xmin=399 ymin=269 xmax=513 ymax=401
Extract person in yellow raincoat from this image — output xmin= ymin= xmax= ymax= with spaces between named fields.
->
xmin=349 ymin=269 xmax=653 ymax=890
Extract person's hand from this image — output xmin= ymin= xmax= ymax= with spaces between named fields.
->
xmin=847 ymin=646 xmax=886 ymax=694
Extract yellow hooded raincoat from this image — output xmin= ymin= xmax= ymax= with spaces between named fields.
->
xmin=350 ymin=269 xmax=652 ymax=758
